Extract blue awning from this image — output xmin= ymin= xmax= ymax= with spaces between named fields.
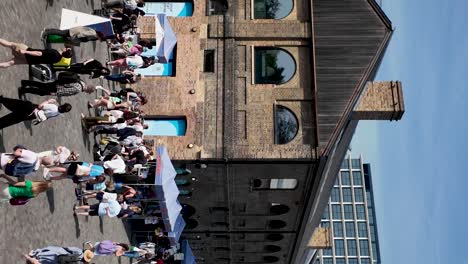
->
xmin=181 ymin=240 xmax=196 ymax=264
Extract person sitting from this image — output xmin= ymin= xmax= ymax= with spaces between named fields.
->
xmin=0 ymin=38 xmax=72 ymax=68
xmin=0 ymin=97 xmax=71 ymax=129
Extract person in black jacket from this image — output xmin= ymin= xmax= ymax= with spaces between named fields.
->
xmin=57 ymin=59 xmax=111 ymax=79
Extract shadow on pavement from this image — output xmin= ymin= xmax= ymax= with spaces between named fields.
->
xmin=99 ymin=216 xmax=104 ymax=234
xmin=74 ymin=214 xmax=81 ymax=238
xmin=0 ymin=132 xmax=5 ymax=153
xmin=81 ymin=124 xmax=91 ymax=150
xmin=45 ymin=0 xmax=54 ymax=10
xmin=46 ymin=188 xmax=55 ymax=213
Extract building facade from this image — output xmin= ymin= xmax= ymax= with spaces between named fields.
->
xmin=313 ymin=156 xmax=381 ymax=264
xmin=132 ymin=0 xmax=402 ymax=263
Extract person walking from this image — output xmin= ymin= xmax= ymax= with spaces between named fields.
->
xmin=19 ymin=73 xmax=96 ymax=97
xmin=0 ymin=145 xmax=39 ymax=177
xmin=107 ymin=55 xmax=155 ymax=70
xmin=58 ymin=59 xmax=111 ymax=78
xmin=0 ymin=174 xmax=52 ymax=202
xmin=23 ymin=246 xmax=94 ymax=264
xmin=85 ymin=240 xmax=130 ymax=256
xmin=0 ymin=38 xmax=72 ymax=68
xmin=74 ymin=200 xmax=141 ymax=218
xmin=105 ymin=70 xmax=142 ymax=84
xmin=42 ymin=26 xmax=107 ymax=45
xmin=0 ymin=97 xmax=72 ymax=129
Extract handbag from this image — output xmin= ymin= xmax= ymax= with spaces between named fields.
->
xmin=9 ymin=196 xmax=30 ymax=206
xmin=32 ymin=109 xmax=48 ymax=125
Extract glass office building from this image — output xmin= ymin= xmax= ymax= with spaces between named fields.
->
xmin=314 ymin=156 xmax=381 ymax=264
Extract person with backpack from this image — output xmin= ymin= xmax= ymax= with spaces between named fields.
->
xmin=0 ymin=96 xmax=72 ymax=129
xmin=0 ymin=174 xmax=52 ymax=205
xmin=0 ymin=145 xmax=39 ymax=177
xmin=23 ymin=246 xmax=94 ymax=264
xmin=19 ymin=72 xmax=96 ymax=97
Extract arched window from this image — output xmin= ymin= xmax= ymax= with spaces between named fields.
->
xmin=264 ymin=256 xmax=280 ymax=263
xmin=270 ymin=203 xmax=290 ymax=215
xmin=268 ymin=220 xmax=286 ymax=229
xmin=253 ymin=0 xmax=293 ymax=19
xmin=181 ymin=203 xmax=196 ymax=217
xmin=185 ymin=219 xmax=199 ymax=229
xmin=275 ymin=105 xmax=298 ymax=144
xmin=179 ymin=190 xmax=192 ymax=196
xmin=255 ymin=47 xmax=296 ymax=84
xmin=266 ymin=233 xmax=284 ymax=241
xmin=264 ymin=245 xmax=282 ymax=253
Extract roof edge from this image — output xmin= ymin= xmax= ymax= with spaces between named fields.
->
xmin=368 ymin=0 xmax=393 ymax=30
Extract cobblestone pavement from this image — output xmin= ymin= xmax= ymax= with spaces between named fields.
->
xmin=0 ymin=1 xmax=130 ymax=263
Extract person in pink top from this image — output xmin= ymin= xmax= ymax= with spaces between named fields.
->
xmin=111 ymin=43 xmax=144 ymax=56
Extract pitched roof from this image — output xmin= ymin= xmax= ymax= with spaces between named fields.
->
xmin=313 ymin=0 xmax=393 ymax=155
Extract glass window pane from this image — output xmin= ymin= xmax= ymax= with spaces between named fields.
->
xmin=332 ymin=205 xmax=342 ymax=220
xmin=347 ymin=239 xmax=357 ymax=256
xmin=322 ymin=248 xmax=332 ymax=257
xmin=341 ymin=171 xmax=351 ymax=185
xmin=358 ymin=222 xmax=368 ymax=237
xmin=354 ymin=188 xmax=364 ymax=202
xmin=341 ymin=159 xmax=349 ymax=170
xmin=331 ymin=187 xmax=341 ymax=202
xmin=255 ymin=48 xmax=296 ymax=84
xmin=345 ymin=222 xmax=355 ymax=237
xmin=334 ymin=239 xmax=345 ymax=256
xmin=333 ymin=222 xmax=343 ymax=237
xmin=352 ymin=171 xmax=362 ymax=185
xmin=322 ymin=206 xmax=329 ymax=220
xmin=335 ymin=258 xmax=345 ymax=264
xmin=359 ymin=240 xmax=370 ymax=256
xmin=356 ymin=205 xmax=366 ymax=220
xmin=344 ymin=205 xmax=354 ymax=220
xmin=351 ymin=159 xmax=360 ymax=169
xmin=321 ymin=221 xmax=330 ymax=228
xmin=361 ymin=259 xmax=371 ymax=264
xmin=342 ymin=187 xmax=352 ymax=203
xmin=253 ymin=0 xmax=293 ymax=19
xmin=322 ymin=258 xmax=333 ymax=264
xmin=274 ymin=105 xmax=298 ymax=144
xmin=348 ymin=258 xmax=358 ymax=264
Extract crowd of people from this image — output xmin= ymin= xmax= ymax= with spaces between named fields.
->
xmin=0 ymin=1 xmax=184 ymax=263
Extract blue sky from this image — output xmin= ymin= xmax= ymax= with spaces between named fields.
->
xmin=351 ymin=0 xmax=468 ymax=263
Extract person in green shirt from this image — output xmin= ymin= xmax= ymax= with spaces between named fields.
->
xmin=0 ymin=174 xmax=52 ymax=200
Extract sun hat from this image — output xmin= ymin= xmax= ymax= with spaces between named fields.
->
xmin=83 ymin=249 xmax=94 ymax=263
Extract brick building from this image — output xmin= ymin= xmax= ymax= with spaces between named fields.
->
xmin=133 ymin=0 xmax=404 ymax=263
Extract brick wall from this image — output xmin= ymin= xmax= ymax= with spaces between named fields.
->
xmin=352 ymin=81 xmax=405 ymax=121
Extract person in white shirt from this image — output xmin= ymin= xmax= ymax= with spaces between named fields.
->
xmin=37 ymin=146 xmax=79 ymax=167
xmin=0 ymin=96 xmax=71 ymax=129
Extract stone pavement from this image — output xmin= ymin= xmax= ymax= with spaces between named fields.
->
xmin=0 ymin=1 xmax=130 ymax=263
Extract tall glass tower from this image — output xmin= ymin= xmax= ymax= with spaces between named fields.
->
xmin=314 ymin=155 xmax=381 ymax=264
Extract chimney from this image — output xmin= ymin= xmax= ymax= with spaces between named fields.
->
xmin=352 ymin=81 xmax=405 ymax=121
